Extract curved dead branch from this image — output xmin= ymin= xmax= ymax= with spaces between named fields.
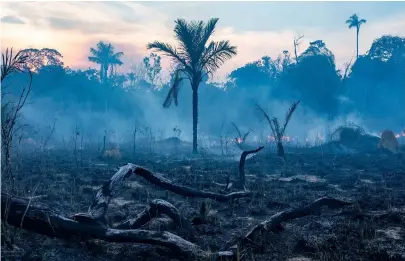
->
xmin=238 ymin=146 xmax=264 ymax=188
xmin=125 ymin=163 xmax=252 ymax=201
xmin=225 ymin=196 xmax=352 ymax=251
xmin=115 ymin=199 xmax=192 ymax=231
xmin=83 ymin=162 xmax=250 ymax=225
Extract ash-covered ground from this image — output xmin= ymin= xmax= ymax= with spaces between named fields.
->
xmin=2 ymin=132 xmax=405 ymax=261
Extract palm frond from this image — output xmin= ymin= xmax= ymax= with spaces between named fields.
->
xmin=163 ymin=70 xmax=184 ymax=108
xmin=109 ymin=51 xmax=124 ymax=66
xmin=242 ymin=128 xmax=253 ymax=141
xmin=147 ymin=41 xmax=191 ymax=73
xmin=201 ymin=40 xmax=237 ymax=75
xmin=281 ymin=100 xmax=300 ymax=135
xmin=271 ymin=118 xmax=282 ymax=138
xmin=173 ymin=19 xmax=196 ymax=64
xmin=201 ymin=18 xmax=219 ymax=49
xmin=231 ymin=122 xmax=242 ymax=138
xmin=1 ymin=48 xmax=29 ymax=82
xmin=88 ymin=56 xmax=101 ymax=64
xmin=175 ymin=19 xmax=210 ymax=68
xmin=193 ymin=18 xmax=218 ymax=62
xmin=255 ymin=103 xmax=276 ymax=137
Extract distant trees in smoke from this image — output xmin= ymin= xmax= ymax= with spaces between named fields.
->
xmin=3 ymin=15 xmax=405 ymax=144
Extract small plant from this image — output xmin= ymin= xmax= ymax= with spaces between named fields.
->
xmin=1 ymin=48 xmax=32 ymax=193
xmin=256 ymin=101 xmax=300 ymax=158
xmin=231 ymin=122 xmax=253 ymax=146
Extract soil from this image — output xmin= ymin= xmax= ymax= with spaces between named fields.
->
xmin=1 ymin=140 xmax=405 ymax=261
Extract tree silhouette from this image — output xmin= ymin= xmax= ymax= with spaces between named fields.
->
xmin=346 ymin=14 xmax=367 ymax=59
xmin=147 ymin=18 xmax=237 ymax=153
xmin=88 ymin=41 xmax=124 ymax=83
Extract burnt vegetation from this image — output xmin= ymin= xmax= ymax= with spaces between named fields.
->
xmin=1 ymin=13 xmax=405 ymax=261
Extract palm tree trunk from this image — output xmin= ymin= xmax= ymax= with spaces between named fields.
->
xmin=100 ymin=65 xmax=104 ymax=82
xmin=192 ymin=81 xmax=199 ymax=154
xmin=356 ymin=26 xmax=359 ymax=59
xmin=104 ymin=64 xmax=109 ymax=83
xmin=277 ymin=141 xmax=285 ymax=158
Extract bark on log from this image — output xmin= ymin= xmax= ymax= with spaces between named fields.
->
xmin=115 ymin=199 xmax=192 ymax=231
xmin=125 ymin=163 xmax=252 ymax=202
xmin=79 ymin=163 xmax=250 ymax=225
xmin=225 ymin=196 xmax=352 ymax=250
xmin=1 ymin=193 xmax=228 ymax=260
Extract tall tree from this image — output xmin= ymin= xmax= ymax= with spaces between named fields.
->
xmin=147 ymin=18 xmax=237 ymax=153
xmin=346 ymin=14 xmax=367 ymax=59
xmin=143 ymin=53 xmax=162 ymax=87
xmin=88 ymin=41 xmax=124 ymax=83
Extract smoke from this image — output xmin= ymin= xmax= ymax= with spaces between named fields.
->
xmin=17 ymin=75 xmax=403 ymax=152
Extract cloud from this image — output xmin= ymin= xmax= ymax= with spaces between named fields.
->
xmin=1 ymin=15 xmax=25 ymax=24
xmin=1 ymin=2 xmax=405 ymax=81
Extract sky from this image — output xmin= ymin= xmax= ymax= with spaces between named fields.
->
xmin=1 ymin=1 xmax=405 ymax=82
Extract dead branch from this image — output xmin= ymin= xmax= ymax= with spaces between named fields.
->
xmin=1 ymin=193 xmax=208 ymax=259
xmin=293 ymin=35 xmax=304 ymax=62
xmin=214 ymin=146 xmax=264 ymax=191
xmin=128 ymin=164 xmax=252 ymax=202
xmin=84 ymin=163 xmax=135 ymax=223
xmin=231 ymin=122 xmax=242 ymax=139
xmin=226 ymin=196 xmax=352 ymax=251
xmin=1 ymin=48 xmax=29 ymax=82
xmin=238 ymin=147 xmax=264 ymax=189
xmin=343 ymin=55 xmax=355 ymax=80
xmin=255 ymin=101 xmax=299 ymax=158
xmin=231 ymin=122 xmax=253 ymax=144
xmin=255 ymin=103 xmax=276 ymax=137
xmin=281 ymin=100 xmax=300 ymax=135
xmin=78 ymin=162 xmax=250 ymax=232
xmin=2 ymin=192 xmax=236 ymax=260
xmin=1 ymin=48 xmax=33 ymax=194
xmin=115 ymin=199 xmax=192 ymax=231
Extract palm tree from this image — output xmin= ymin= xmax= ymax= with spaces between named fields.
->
xmin=88 ymin=41 xmax=124 ymax=83
xmin=346 ymin=14 xmax=367 ymax=59
xmin=147 ymin=18 xmax=237 ymax=154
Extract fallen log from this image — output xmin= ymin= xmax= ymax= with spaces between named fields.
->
xmin=1 ymin=193 xmax=233 ymax=260
xmin=1 ymin=192 xmax=353 ymax=261
xmin=78 ymin=163 xmax=250 ymax=225
xmin=124 ymin=163 xmax=252 ymax=202
xmin=85 ymin=163 xmax=134 ymax=222
xmin=225 ymin=196 xmax=352 ymax=251
xmin=115 ymin=199 xmax=192 ymax=231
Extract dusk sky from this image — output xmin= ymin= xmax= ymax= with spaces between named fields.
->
xmin=1 ymin=1 xmax=405 ymax=81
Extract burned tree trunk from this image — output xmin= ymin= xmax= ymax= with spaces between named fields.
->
xmin=237 ymin=146 xmax=264 ymax=189
xmin=225 ymin=197 xmax=352 ymax=252
xmin=276 ymin=141 xmax=285 ymax=158
xmin=1 ymin=193 xmax=208 ymax=258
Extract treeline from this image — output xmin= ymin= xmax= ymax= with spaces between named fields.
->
xmin=3 ymin=33 xmax=405 ymax=134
